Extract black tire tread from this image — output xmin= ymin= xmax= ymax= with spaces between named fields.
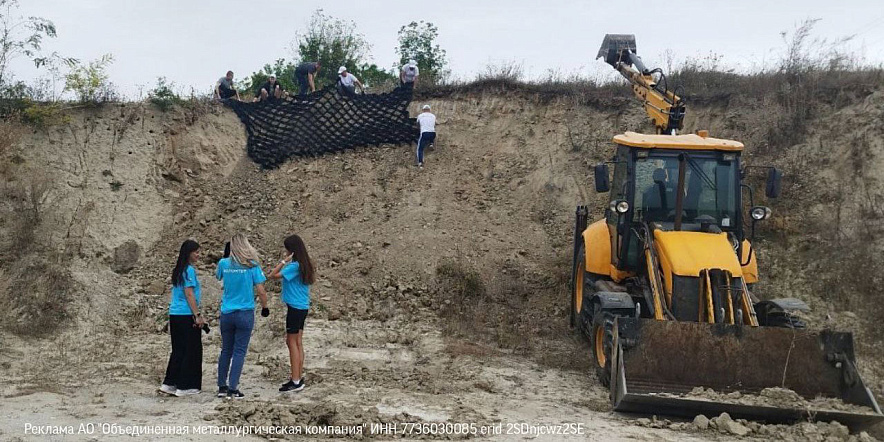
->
xmin=591 ymin=308 xmax=616 ymax=387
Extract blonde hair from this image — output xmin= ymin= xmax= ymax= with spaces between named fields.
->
xmin=230 ymin=233 xmax=260 ymax=268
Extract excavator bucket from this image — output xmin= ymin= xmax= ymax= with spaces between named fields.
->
xmin=597 ymin=34 xmax=637 ymax=67
xmin=611 ymin=318 xmax=884 ymax=430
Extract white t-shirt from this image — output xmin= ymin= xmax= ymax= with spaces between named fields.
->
xmin=417 ymin=112 xmax=436 ymax=133
xmin=339 ymin=73 xmax=358 ymax=87
xmin=401 ymin=65 xmax=419 ymax=82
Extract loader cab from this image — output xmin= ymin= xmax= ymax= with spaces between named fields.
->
xmin=599 ymin=132 xmax=745 ymax=272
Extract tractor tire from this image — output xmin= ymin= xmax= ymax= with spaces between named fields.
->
xmin=571 ymin=245 xmax=587 ymax=330
xmin=590 ymin=304 xmax=616 ymax=388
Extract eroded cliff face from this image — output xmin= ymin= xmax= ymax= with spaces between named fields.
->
xmin=0 ymin=85 xmax=881 ymax=439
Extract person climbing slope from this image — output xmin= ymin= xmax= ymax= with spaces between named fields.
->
xmin=415 ymin=104 xmax=436 ymax=169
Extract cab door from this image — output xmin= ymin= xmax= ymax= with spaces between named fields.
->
xmin=606 ymin=145 xmax=634 ymax=269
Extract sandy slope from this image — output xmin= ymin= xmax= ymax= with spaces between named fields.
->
xmin=1 ymin=88 xmax=883 ymax=441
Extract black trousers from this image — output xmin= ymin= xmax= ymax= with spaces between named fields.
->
xmin=296 ymin=73 xmax=309 ymax=96
xmin=218 ymin=85 xmax=236 ymax=99
xmin=162 ymin=315 xmax=203 ymax=390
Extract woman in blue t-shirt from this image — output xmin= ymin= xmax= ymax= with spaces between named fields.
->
xmin=215 ymin=233 xmax=269 ymax=399
xmin=160 ymin=239 xmax=205 ymax=397
xmin=269 ymin=234 xmax=315 ymax=392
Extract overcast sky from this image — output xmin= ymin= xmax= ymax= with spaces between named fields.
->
xmin=8 ymin=0 xmax=884 ymax=98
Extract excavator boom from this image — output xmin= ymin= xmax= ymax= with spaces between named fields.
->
xmin=597 ymin=34 xmax=685 ymax=134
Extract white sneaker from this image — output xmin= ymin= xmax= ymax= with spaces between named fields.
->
xmin=158 ymin=384 xmax=176 ymax=395
xmin=174 ymin=389 xmax=200 ymax=397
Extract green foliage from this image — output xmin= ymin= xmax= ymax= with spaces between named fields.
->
xmin=21 ymin=100 xmax=67 ymax=127
xmin=64 ymin=54 xmax=116 ymax=104
xmin=354 ymin=63 xmax=395 ymax=90
xmin=245 ymin=59 xmax=297 ymax=96
xmin=148 ymin=76 xmax=183 ymax=112
xmin=293 ymin=9 xmax=372 ymax=88
xmin=0 ymin=0 xmax=76 ymax=96
xmin=396 ymin=21 xmax=449 ymax=84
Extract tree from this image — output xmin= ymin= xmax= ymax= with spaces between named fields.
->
xmin=293 ymin=9 xmax=372 ymax=89
xmin=354 ymin=63 xmax=395 ymax=90
xmin=396 ymin=21 xmax=449 ymax=84
xmin=0 ymin=0 xmax=75 ymax=94
xmin=64 ymin=54 xmax=116 ymax=104
xmin=245 ymin=58 xmax=298 ymax=97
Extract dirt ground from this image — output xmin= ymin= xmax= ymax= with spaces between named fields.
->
xmin=0 ymin=87 xmax=883 ymax=441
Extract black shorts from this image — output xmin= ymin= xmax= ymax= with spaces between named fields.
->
xmin=286 ymin=306 xmax=308 ymax=334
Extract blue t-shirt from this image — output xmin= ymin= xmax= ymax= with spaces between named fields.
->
xmin=281 ymin=262 xmax=310 ymax=310
xmin=216 ymin=257 xmax=267 ymax=314
xmin=169 ymin=265 xmax=201 ymax=315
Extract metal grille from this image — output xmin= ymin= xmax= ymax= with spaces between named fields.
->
xmin=227 ymin=86 xmax=417 ymax=168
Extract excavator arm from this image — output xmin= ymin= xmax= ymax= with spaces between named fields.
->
xmin=597 ymin=34 xmax=685 ymax=135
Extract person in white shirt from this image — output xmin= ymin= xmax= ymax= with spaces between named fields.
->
xmin=337 ymin=66 xmax=363 ymax=98
xmin=415 ymin=104 xmax=436 ymax=168
xmin=400 ymin=60 xmax=419 ymax=89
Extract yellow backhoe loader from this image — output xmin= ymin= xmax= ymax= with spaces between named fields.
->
xmin=570 ymin=34 xmax=883 ymax=428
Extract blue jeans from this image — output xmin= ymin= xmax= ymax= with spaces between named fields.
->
xmin=217 ymin=309 xmax=254 ymax=390
xmin=416 ymin=132 xmax=436 ymax=164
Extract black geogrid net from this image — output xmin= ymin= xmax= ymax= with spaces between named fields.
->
xmin=226 ymin=86 xmax=417 ymax=168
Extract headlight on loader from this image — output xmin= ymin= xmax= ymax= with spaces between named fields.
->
xmin=616 ymin=200 xmax=630 ymax=214
xmin=750 ymin=206 xmax=772 ymax=220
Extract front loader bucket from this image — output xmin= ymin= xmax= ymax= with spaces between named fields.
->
xmin=611 ymin=318 xmax=884 ymax=430
xmin=597 ymin=34 xmax=637 ymax=67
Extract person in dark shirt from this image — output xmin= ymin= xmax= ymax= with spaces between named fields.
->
xmin=294 ymin=61 xmax=320 ymax=96
xmin=257 ymin=75 xmax=284 ymax=102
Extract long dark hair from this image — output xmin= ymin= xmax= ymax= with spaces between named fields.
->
xmin=284 ymin=234 xmax=315 ymax=285
xmin=172 ymin=239 xmax=200 ymax=287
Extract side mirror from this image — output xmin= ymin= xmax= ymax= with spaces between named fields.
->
xmin=594 ymin=164 xmax=610 ymax=193
xmin=765 ymin=168 xmax=782 ymax=198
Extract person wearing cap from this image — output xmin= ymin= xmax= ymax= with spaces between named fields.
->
xmin=294 ymin=61 xmax=320 ymax=96
xmin=257 ymin=75 xmax=284 ymax=102
xmin=400 ymin=60 xmax=419 ymax=89
xmin=336 ymin=66 xmax=363 ymax=98
xmin=415 ymin=104 xmax=436 ymax=169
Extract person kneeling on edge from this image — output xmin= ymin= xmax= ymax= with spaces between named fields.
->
xmin=294 ymin=61 xmax=320 ymax=96
xmin=215 ymin=233 xmax=270 ymax=399
xmin=160 ymin=239 xmax=205 ymax=397
xmin=400 ymin=59 xmax=419 ymax=89
xmin=214 ymin=70 xmax=240 ymax=101
xmin=336 ymin=66 xmax=363 ymax=99
xmin=415 ymin=104 xmax=436 ymax=169
xmin=269 ymin=234 xmax=316 ymax=392
xmin=257 ymin=75 xmax=284 ymax=102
